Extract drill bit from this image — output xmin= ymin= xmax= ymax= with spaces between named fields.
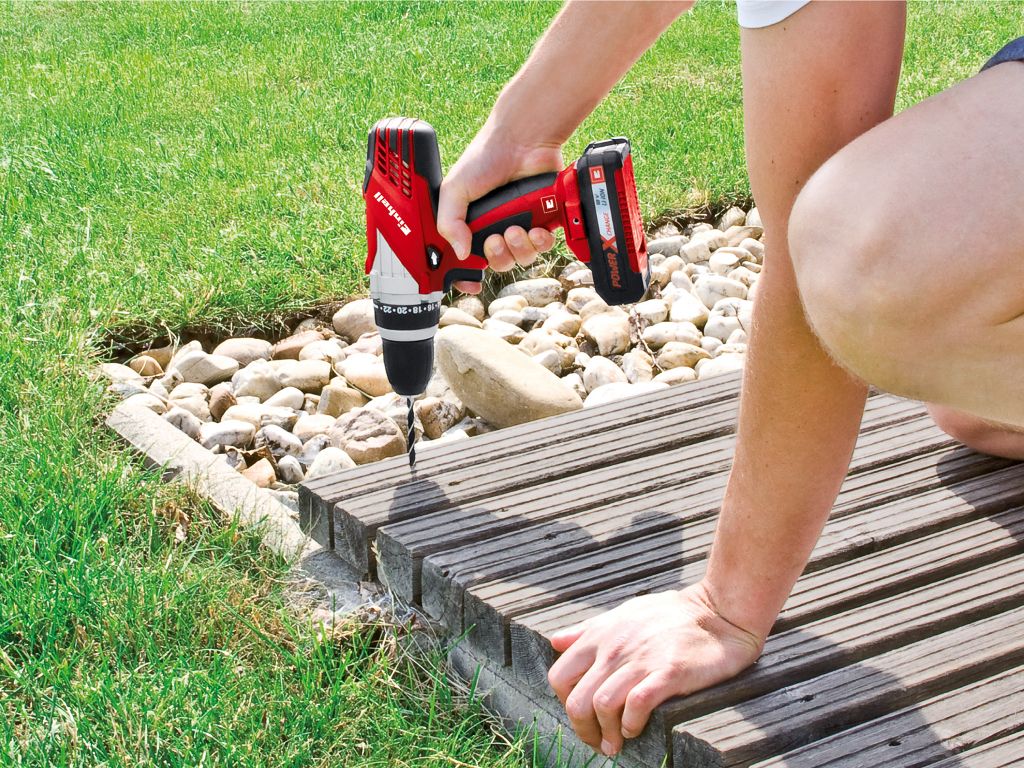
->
xmin=406 ymin=396 xmax=416 ymax=471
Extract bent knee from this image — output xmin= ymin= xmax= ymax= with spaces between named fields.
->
xmin=928 ymin=404 xmax=1024 ymax=461
xmin=788 ymin=155 xmax=940 ymax=385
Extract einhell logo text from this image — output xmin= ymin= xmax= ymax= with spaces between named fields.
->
xmin=374 ymin=191 xmax=412 ymax=236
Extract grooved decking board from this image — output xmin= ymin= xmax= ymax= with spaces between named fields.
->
xmin=510 ymin=487 xmax=1024 ymax=688
xmin=297 ymin=373 xmax=1024 ymax=768
xmin=672 ymin=605 xmax=1024 ymax=767
xmin=928 ymin=731 xmax=1024 ymax=768
xmin=378 ymin=431 xmax=736 ymax=603
xmin=422 ymin=410 xmax=958 ymax=638
xmin=463 ymin=455 xmax=1024 ymax=666
xmin=637 ymin=554 xmax=1024 ymax=768
xmin=749 ymin=665 xmax=1024 ymax=767
xmin=299 ymin=372 xmax=744 ymax=570
xmin=376 ymin=396 xmax=927 ymax=604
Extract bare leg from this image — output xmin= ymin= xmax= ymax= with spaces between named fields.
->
xmin=790 ymin=61 xmax=1024 ymax=431
xmin=927 ymin=404 xmax=1024 ymax=461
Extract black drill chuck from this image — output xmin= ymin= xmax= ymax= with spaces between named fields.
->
xmin=381 ymin=337 xmax=434 ymax=398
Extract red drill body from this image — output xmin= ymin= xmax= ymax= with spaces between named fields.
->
xmin=363 ymin=117 xmax=649 ymax=465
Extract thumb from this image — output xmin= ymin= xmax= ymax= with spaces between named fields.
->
xmin=436 ymin=177 xmax=472 ymax=261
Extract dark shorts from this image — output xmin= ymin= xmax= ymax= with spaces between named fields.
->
xmin=982 ymin=36 xmax=1024 ymax=72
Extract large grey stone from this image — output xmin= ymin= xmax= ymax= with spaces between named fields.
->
xmin=434 ymin=325 xmax=582 ymax=429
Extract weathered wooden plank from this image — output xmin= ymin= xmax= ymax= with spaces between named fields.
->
xmin=603 ymin=555 xmax=1024 ymax=768
xmin=447 ymin=642 xmax=639 ymax=768
xmin=298 ymin=372 xmax=745 ymax=552
xmin=378 ymin=397 xmax=929 ymax=604
xmin=377 ymin=433 xmax=737 ymax=602
xmin=308 ymin=386 xmax=915 ymax=576
xmin=426 ymin=416 xmax=961 ymax=637
xmin=464 ymin=453 xmax=1024 ymax=665
xmin=927 ymin=731 xmax=1024 ymax=768
xmin=334 ymin=396 xmax=743 ymax=576
xmin=673 ymin=605 xmax=1024 ymax=767
xmin=510 ymin=489 xmax=1024 ymax=688
xmin=644 ymin=555 xmax=1024 ymax=757
xmin=748 ymin=665 xmax=1024 ymax=768
xmin=775 ymin=504 xmax=1024 ymax=632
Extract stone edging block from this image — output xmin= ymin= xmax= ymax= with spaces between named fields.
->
xmin=107 ymin=401 xmax=318 ymax=563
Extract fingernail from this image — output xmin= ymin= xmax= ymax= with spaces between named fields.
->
xmin=601 ymin=740 xmax=617 ymax=756
xmin=456 ymin=241 xmax=468 ymax=260
xmin=507 ymin=232 xmax=522 ymax=248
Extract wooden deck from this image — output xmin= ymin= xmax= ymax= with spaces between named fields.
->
xmin=299 ymin=371 xmax=1024 ymax=767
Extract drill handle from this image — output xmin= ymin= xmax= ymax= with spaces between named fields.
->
xmin=464 ymin=172 xmax=565 ymax=259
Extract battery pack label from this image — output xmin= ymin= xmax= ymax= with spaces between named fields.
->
xmin=588 ymin=166 xmax=623 ymax=290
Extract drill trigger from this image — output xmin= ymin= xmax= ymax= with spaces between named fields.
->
xmin=443 ymin=268 xmax=486 ymax=293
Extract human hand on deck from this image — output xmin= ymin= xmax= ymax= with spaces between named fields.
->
xmin=436 ymin=121 xmax=561 ymax=293
xmin=546 ymin=581 xmax=765 ymax=757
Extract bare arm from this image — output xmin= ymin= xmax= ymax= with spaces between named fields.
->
xmin=547 ymin=1 xmax=907 ymax=757
xmin=437 ymin=0 xmax=693 ymax=277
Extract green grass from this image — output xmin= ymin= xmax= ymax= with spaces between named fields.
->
xmin=1 ymin=2 xmax=1021 ymax=766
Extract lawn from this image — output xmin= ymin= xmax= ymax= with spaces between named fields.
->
xmin=1 ymin=2 xmax=1020 ymax=766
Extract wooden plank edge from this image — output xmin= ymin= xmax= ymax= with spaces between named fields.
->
xmin=672 ymin=604 xmax=1024 ymax=767
xmin=447 ymin=641 xmax=663 ymax=768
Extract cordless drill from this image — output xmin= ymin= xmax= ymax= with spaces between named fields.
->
xmin=363 ymin=116 xmax=649 ymax=467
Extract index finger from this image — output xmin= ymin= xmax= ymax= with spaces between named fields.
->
xmin=437 ymin=177 xmax=472 ymax=261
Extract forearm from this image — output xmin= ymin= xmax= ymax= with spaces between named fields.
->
xmin=491 ymin=0 xmax=693 ymax=147
xmin=704 ymin=259 xmax=869 ymax=640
